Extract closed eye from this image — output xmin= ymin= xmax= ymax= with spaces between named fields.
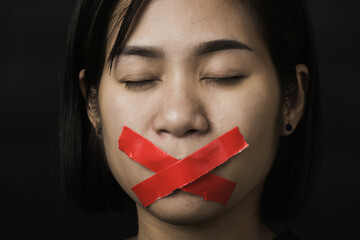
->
xmin=203 ymin=76 xmax=245 ymax=86
xmin=121 ymin=79 xmax=158 ymax=91
xmin=121 ymin=76 xmax=244 ymax=90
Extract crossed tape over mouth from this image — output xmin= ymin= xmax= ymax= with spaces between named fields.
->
xmin=118 ymin=126 xmax=249 ymax=207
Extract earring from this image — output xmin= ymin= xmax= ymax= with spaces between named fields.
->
xmin=286 ymin=124 xmax=293 ymax=131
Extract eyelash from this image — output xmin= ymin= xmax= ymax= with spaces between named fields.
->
xmin=123 ymin=79 xmax=158 ymax=91
xmin=204 ymin=76 xmax=244 ymax=86
xmin=122 ymin=76 xmax=244 ymax=90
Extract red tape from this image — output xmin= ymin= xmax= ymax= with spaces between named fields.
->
xmin=118 ymin=126 xmax=249 ymax=207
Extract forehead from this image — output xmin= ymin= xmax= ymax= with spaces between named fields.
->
xmin=108 ymin=0 xmax=265 ymax=57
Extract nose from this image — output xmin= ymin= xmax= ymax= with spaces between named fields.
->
xmin=153 ymin=81 xmax=209 ymax=138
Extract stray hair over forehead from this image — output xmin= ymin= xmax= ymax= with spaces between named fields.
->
xmin=108 ymin=0 xmax=144 ymax=70
xmin=107 ymin=0 xmax=251 ymax=71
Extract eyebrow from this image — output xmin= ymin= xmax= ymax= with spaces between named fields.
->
xmin=119 ymin=46 xmax=164 ymax=58
xmin=117 ymin=39 xmax=252 ymax=59
xmin=194 ymin=39 xmax=252 ymax=56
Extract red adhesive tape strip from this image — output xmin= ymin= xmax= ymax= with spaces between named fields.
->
xmin=118 ymin=126 xmax=249 ymax=207
xmin=118 ymin=127 xmax=239 ymax=205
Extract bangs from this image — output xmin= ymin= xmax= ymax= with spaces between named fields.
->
xmin=108 ymin=0 xmax=144 ymax=70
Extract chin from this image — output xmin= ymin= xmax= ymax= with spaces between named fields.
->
xmin=144 ymin=190 xmax=227 ymax=226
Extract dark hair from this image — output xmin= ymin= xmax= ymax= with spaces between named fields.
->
xmin=60 ymin=0 xmax=321 ymax=222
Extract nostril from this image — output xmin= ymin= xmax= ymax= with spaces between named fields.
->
xmin=157 ymin=129 xmax=170 ymax=135
xmin=185 ymin=129 xmax=198 ymax=135
xmin=156 ymin=128 xmax=202 ymax=138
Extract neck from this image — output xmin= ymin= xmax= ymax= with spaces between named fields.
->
xmin=132 ymin=185 xmax=276 ymax=240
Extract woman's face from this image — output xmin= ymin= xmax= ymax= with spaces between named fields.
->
xmin=97 ymin=0 xmax=281 ymax=224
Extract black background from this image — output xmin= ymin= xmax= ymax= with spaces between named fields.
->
xmin=1 ymin=1 xmax=359 ymax=239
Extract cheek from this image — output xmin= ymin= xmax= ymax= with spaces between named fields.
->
xmin=211 ymin=75 xmax=281 ymax=203
xmin=97 ymin=77 xmax=158 ymax=199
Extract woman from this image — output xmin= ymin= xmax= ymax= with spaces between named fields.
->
xmin=60 ymin=0 xmax=321 ymax=239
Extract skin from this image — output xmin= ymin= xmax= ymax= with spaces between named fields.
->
xmin=80 ymin=0 xmax=307 ymax=239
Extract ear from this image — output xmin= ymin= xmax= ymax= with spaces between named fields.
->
xmin=282 ymin=64 xmax=308 ymax=136
xmin=79 ymin=69 xmax=102 ymax=137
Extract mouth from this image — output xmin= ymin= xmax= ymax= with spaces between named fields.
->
xmin=118 ymin=126 xmax=248 ymax=207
